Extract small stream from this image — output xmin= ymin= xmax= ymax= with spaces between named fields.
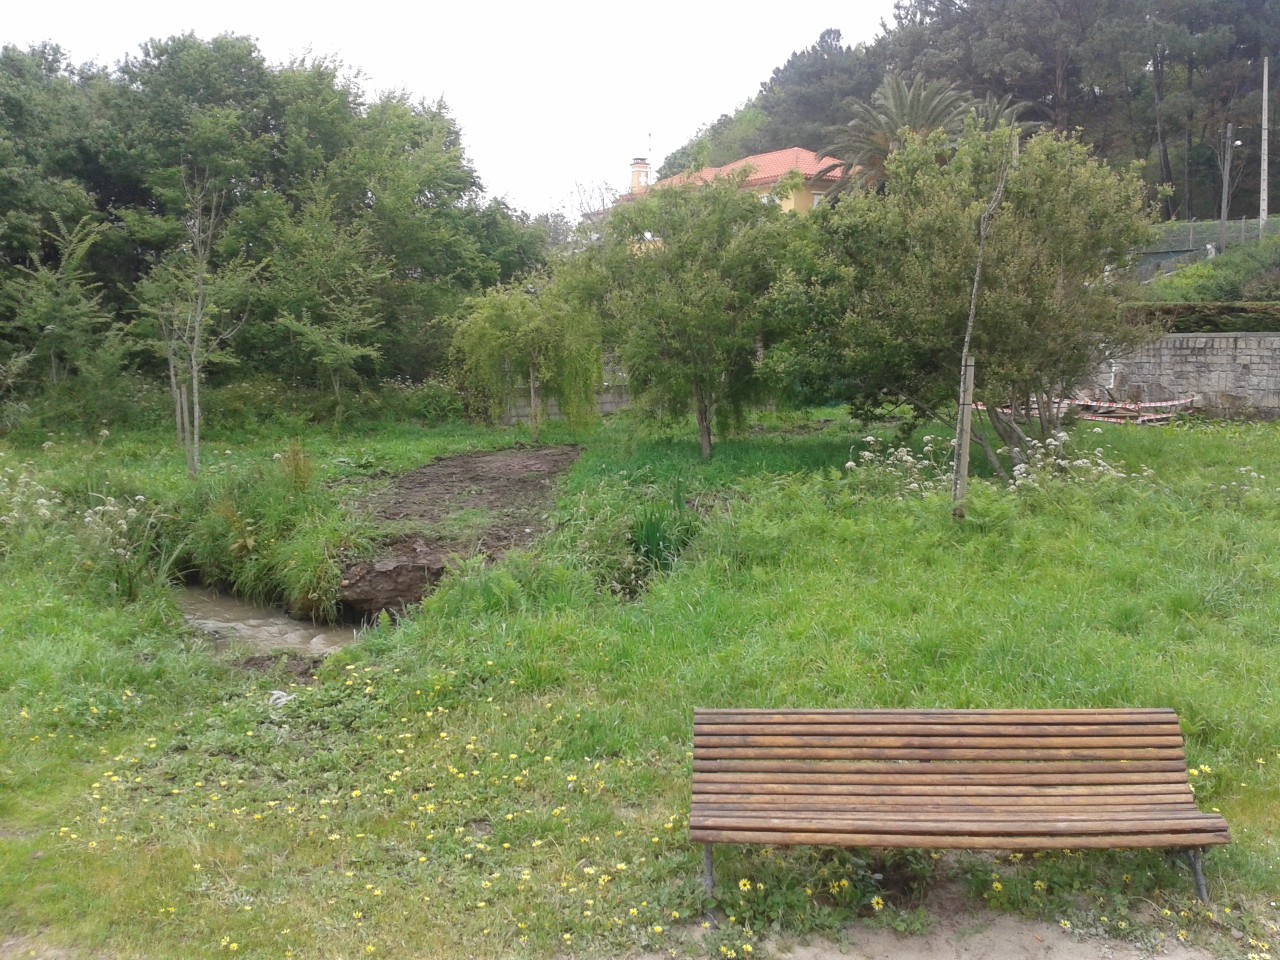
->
xmin=178 ymin=586 xmax=361 ymax=656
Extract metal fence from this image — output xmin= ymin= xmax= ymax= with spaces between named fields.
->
xmin=1131 ymin=217 xmax=1280 ymax=281
xmin=1146 ymin=217 xmax=1280 ymax=254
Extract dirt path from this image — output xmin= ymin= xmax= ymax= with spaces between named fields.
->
xmin=337 ymin=445 xmax=581 ymax=614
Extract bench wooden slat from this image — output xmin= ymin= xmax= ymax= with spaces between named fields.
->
xmin=694 ymin=771 xmax=1192 ymax=787
xmin=696 ymin=783 xmax=1192 ymax=798
xmin=696 ymin=734 xmax=1187 ymax=751
xmin=698 ymin=746 xmax=1184 ymax=761
xmin=692 ymin=813 xmax=1224 ymax=832
xmin=691 ymin=798 xmax=1198 ymax=814
xmin=694 ymin=758 xmax=1191 ymax=775
xmin=694 ymin=722 xmax=1184 ymax=738
xmin=695 ymin=708 xmax=1176 ymax=724
xmin=690 ymin=829 xmax=1231 ymax=850
xmin=691 ymin=757 xmax=1187 ymax=773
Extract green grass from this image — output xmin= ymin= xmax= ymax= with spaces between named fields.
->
xmin=1 ymin=414 xmax=1279 ymax=958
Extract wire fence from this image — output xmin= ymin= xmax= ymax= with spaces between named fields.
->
xmin=1146 ymin=217 xmax=1280 ymax=253
xmin=1131 ymin=217 xmax=1280 ymax=281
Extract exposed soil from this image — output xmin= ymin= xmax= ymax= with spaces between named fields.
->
xmin=235 ymin=653 xmax=325 ymax=682
xmin=337 ymin=444 xmax=581 ymax=615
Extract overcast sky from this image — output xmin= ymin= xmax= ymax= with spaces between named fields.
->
xmin=7 ymin=1 xmax=898 ymax=216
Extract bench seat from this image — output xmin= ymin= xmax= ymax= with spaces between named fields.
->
xmin=690 ymin=708 xmax=1229 ymax=901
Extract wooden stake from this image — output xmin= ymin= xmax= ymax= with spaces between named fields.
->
xmin=953 ymin=356 xmax=975 ymax=519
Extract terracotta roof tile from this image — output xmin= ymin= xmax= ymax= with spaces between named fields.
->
xmin=653 ymin=147 xmax=844 ymax=191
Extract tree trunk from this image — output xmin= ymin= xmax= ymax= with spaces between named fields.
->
xmin=1184 ymin=53 xmax=1195 ymax=219
xmin=177 ymin=381 xmax=192 ymax=476
xmin=985 ymin=405 xmax=1031 ymax=466
xmin=527 ymin=366 xmax=540 ymax=445
xmin=167 ymin=348 xmax=185 ymax=450
xmin=971 ymin=424 xmax=1009 ymax=482
xmin=692 ymin=382 xmax=713 ymax=461
xmin=188 ymin=357 xmax=200 ymax=481
xmin=1152 ymin=49 xmax=1176 ymax=221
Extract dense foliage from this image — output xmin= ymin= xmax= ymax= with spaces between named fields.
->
xmin=0 ymin=36 xmax=549 ymax=428
xmin=580 ymin=175 xmax=790 ymax=459
xmin=662 ymin=3 xmax=1280 ymax=223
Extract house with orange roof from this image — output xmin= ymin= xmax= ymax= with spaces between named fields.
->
xmin=625 ymin=147 xmax=844 ymax=213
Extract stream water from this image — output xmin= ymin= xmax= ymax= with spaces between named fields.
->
xmin=178 ymin=586 xmax=361 ymax=656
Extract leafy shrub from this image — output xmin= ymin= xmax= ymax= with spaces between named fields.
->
xmin=346 ymin=377 xmax=464 ymax=425
xmin=551 ymin=473 xmax=703 ymax=595
xmin=0 ymin=460 xmax=174 ymax=601
xmin=427 ymin=552 xmax=597 ymax=618
xmin=628 ymin=502 xmax=697 ymax=573
xmin=202 ymin=377 xmax=325 ymax=433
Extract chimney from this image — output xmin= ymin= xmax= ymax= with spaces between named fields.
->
xmin=630 ymin=157 xmax=650 ymax=194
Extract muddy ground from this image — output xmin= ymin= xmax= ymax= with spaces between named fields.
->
xmin=337 ymin=444 xmax=581 ymax=614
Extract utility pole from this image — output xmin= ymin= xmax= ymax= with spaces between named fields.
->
xmin=1262 ymin=57 xmax=1270 ymax=239
xmin=1220 ymin=122 xmax=1236 ymax=252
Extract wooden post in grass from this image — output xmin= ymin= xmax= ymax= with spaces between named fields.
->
xmin=953 ymin=356 xmax=975 ymax=518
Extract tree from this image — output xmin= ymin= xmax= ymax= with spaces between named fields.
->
xmin=0 ymin=44 xmax=95 ymax=281
xmin=820 ymin=74 xmax=973 ymax=193
xmin=266 ymin=190 xmax=389 ymax=417
xmin=779 ymin=126 xmax=1158 ymax=472
xmin=136 ymin=171 xmax=258 ymax=478
xmin=451 ymin=276 xmax=599 ymax=443
xmin=587 ymin=176 xmax=788 ymax=460
xmin=6 ymin=217 xmax=109 ymax=387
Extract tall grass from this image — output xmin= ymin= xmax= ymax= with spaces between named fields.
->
xmin=1 ymin=415 xmax=1278 ymax=958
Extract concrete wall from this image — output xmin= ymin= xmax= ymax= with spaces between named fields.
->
xmin=501 ymin=384 xmax=631 ymax=426
xmin=1086 ymin=333 xmax=1280 ymax=419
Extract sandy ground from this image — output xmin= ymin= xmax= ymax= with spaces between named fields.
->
xmin=5 ymin=909 xmax=1224 ymax=960
xmin=777 ymin=916 xmax=1218 ymax=960
xmin=769 ymin=881 xmax=1222 ymax=960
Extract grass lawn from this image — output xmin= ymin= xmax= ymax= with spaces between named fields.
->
xmin=1 ymin=413 xmax=1278 ymax=958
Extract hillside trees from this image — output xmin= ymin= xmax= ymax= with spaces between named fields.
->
xmin=268 ymin=191 xmax=390 ymax=418
xmin=6 ymin=218 xmax=109 ymax=389
xmin=661 ymin=5 xmax=1280 ymax=224
xmin=0 ymin=44 xmax=96 ymax=293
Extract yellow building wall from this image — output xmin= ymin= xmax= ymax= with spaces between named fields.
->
xmin=756 ymin=180 xmax=828 ymax=213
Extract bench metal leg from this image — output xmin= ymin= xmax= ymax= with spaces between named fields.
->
xmin=1181 ymin=848 xmax=1209 ymax=903
xmin=703 ymin=844 xmax=715 ymax=898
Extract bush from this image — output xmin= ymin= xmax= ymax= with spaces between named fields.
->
xmin=202 ymin=377 xmax=326 ymax=433
xmin=348 ymin=377 xmax=464 ymax=425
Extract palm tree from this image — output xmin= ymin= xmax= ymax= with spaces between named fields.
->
xmin=821 ymin=74 xmax=973 ymax=195
xmin=969 ymin=92 xmax=1041 ymax=136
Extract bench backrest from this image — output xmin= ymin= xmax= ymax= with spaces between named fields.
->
xmin=693 ymin=707 xmax=1194 ymax=794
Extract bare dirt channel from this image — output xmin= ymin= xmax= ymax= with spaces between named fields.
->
xmin=337 ymin=444 xmax=582 ymax=615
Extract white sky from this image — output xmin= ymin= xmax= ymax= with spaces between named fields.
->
xmin=6 ymin=1 xmax=898 ymax=216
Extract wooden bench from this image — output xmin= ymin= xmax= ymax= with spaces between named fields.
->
xmin=690 ymin=708 xmax=1229 ymax=902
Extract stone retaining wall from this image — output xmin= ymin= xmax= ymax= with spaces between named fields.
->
xmin=1085 ymin=333 xmax=1280 ymax=419
xmin=501 ymin=384 xmax=631 ymax=425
